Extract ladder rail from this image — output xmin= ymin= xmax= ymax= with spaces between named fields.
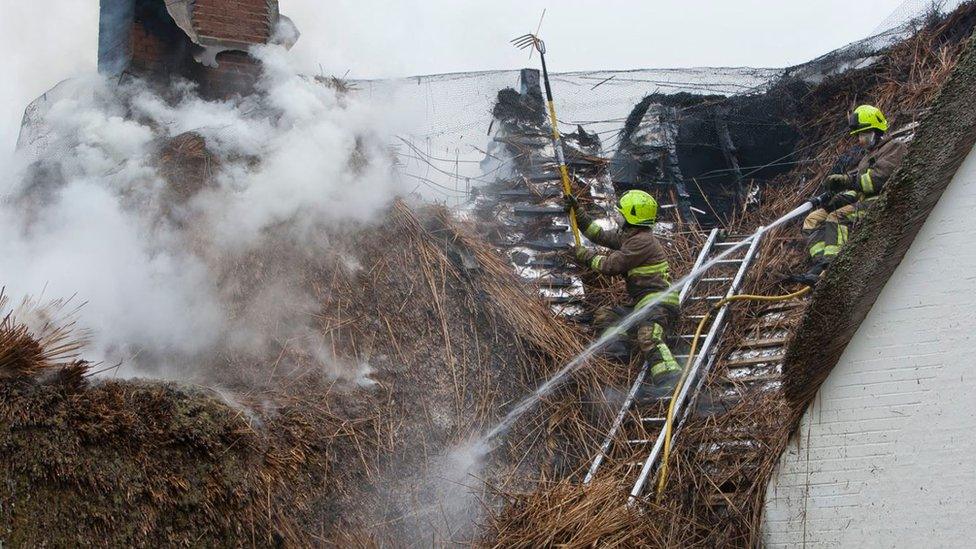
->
xmin=582 ymin=362 xmax=650 ymax=483
xmin=583 ymin=228 xmax=719 ymax=484
xmin=627 ymin=228 xmax=765 ymax=502
xmin=678 ymin=228 xmax=720 ymax=305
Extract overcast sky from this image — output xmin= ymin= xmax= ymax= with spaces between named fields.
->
xmin=1 ymin=0 xmax=911 ymax=152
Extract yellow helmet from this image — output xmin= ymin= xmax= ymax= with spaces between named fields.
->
xmin=617 ymin=190 xmax=658 ymax=227
xmin=848 ymin=105 xmax=888 ymax=135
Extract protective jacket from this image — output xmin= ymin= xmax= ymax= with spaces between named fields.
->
xmin=577 ymin=211 xmax=678 ymax=308
xmin=804 ymin=128 xmax=913 ymax=268
xmin=847 ymin=134 xmax=910 ymax=200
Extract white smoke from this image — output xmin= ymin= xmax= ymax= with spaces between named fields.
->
xmin=0 ymin=43 xmax=415 ymax=382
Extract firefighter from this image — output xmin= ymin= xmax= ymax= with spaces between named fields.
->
xmin=565 ymin=190 xmax=683 ymax=397
xmin=796 ymin=105 xmax=911 ymax=285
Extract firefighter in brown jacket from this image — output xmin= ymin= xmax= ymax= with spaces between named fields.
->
xmin=796 ymin=105 xmax=912 ymax=285
xmin=566 ymin=190 xmax=683 ymax=396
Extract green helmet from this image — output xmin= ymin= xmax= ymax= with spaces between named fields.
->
xmin=848 ymin=105 xmax=888 ymax=135
xmin=617 ymin=190 xmax=658 ymax=227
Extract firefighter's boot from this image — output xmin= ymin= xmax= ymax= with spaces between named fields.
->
xmin=789 ymin=256 xmax=831 ymax=287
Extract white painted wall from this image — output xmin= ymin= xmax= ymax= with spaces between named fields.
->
xmin=763 ymin=145 xmax=976 ymax=548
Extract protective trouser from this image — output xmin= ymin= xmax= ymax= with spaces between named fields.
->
xmin=593 ymin=303 xmax=681 ymax=381
xmin=802 ymin=193 xmax=874 ymax=263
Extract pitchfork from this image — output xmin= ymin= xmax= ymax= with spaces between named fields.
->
xmin=511 ymin=33 xmax=582 ymax=247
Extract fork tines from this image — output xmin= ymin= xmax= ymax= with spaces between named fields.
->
xmin=511 ymin=33 xmax=540 ymax=50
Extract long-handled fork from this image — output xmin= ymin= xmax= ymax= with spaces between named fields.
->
xmin=512 ymin=33 xmax=582 ymax=247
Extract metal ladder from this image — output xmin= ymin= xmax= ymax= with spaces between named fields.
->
xmin=582 ymin=227 xmax=767 ymax=502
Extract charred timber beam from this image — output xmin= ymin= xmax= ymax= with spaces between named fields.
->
xmin=660 ymin=108 xmax=697 ymax=225
xmin=715 ymin=110 xmax=745 ymax=211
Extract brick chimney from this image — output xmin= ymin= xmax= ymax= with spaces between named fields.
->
xmin=98 ymin=0 xmax=297 ymax=97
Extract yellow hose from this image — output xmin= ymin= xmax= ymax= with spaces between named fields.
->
xmin=654 ymin=286 xmax=812 ymax=502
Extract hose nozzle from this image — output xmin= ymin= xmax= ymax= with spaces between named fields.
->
xmin=807 ymin=192 xmax=833 ymax=210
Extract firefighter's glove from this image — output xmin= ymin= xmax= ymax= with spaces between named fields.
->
xmin=564 ymin=194 xmax=593 ymax=229
xmin=825 ymin=174 xmax=855 ymax=192
xmin=571 ymin=246 xmax=596 ymax=267
xmin=563 ymin=194 xmax=580 ymax=213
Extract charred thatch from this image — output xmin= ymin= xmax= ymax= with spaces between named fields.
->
xmin=493 ymin=87 xmax=547 ymax=126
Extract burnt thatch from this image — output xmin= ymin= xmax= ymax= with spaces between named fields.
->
xmin=0 ymin=198 xmax=630 ymax=545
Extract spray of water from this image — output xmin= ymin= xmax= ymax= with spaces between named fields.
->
xmin=433 ymin=204 xmax=814 ymax=537
xmin=479 ymin=202 xmax=814 ymax=445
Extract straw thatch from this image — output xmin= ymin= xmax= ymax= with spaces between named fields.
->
xmin=0 ymin=292 xmax=89 ymax=384
xmin=0 ymin=194 xmax=629 ymax=545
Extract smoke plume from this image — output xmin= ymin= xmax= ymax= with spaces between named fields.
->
xmin=0 ymin=43 xmax=413 ymax=383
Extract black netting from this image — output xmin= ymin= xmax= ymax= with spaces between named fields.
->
xmin=378 ymin=0 xmax=972 ymax=214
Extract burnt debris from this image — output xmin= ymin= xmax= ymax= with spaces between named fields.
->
xmin=613 ymin=80 xmax=808 ymax=226
xmin=474 ymin=69 xmax=616 ymax=316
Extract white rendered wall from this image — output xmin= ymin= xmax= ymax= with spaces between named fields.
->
xmin=762 ymin=146 xmax=976 ymax=548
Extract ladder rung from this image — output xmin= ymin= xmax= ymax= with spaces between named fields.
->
xmin=521 ymin=240 xmax=571 ymax=252
xmin=493 ymin=189 xmax=534 ymax=199
xmin=701 ymin=277 xmax=734 ymax=283
xmin=721 ymin=373 xmax=782 ymax=384
xmin=760 ymin=302 xmax=807 ymax=314
xmin=713 ymin=259 xmax=743 ymax=265
xmin=700 ymin=449 xmax=761 ymax=461
xmin=753 ymin=317 xmax=798 ymax=329
xmin=714 ymin=241 xmax=745 ymax=247
xmin=513 ymin=206 xmax=564 ymax=216
xmin=534 ymin=277 xmax=576 ymax=288
xmin=737 ymin=337 xmax=789 ymax=349
xmin=689 ymin=295 xmax=724 ymax=301
xmin=641 ymin=417 xmax=666 ymax=423
xmin=724 ymin=354 xmax=785 ymax=367
xmin=626 ymin=439 xmax=653 ymax=444
xmin=688 ymin=314 xmax=707 ymax=319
